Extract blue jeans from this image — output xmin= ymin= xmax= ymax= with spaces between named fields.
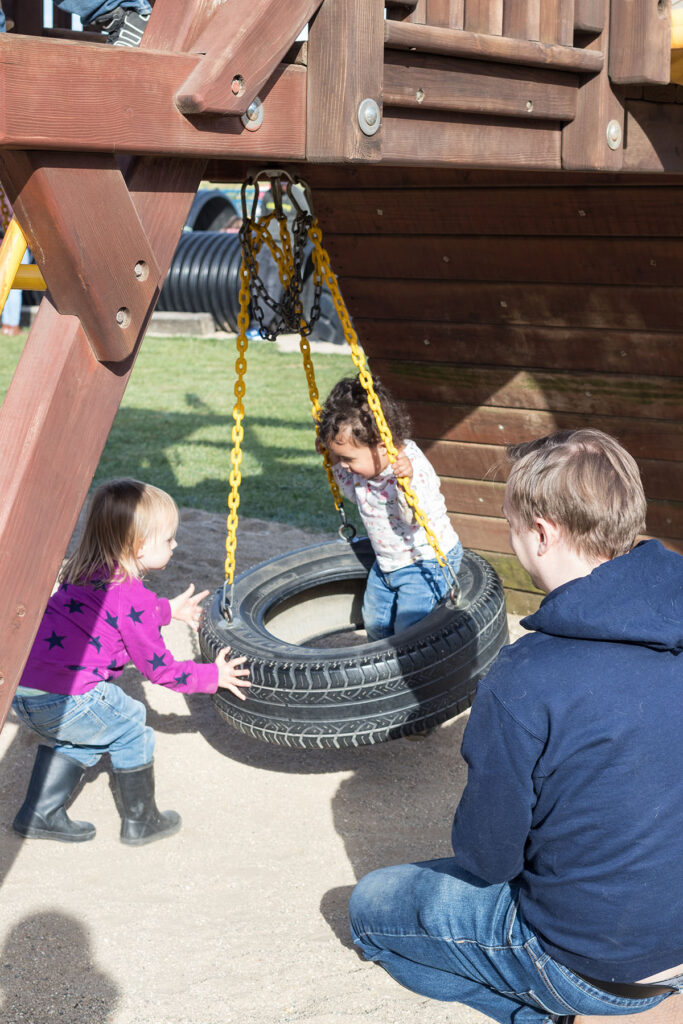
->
xmin=55 ymin=1 xmax=151 ymax=23
xmin=12 ymin=684 xmax=154 ymax=770
xmin=349 ymin=859 xmax=682 ymax=1024
xmin=362 ymin=542 xmax=463 ymax=640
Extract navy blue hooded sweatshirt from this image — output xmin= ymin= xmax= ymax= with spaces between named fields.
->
xmin=451 ymin=539 xmax=683 ymax=982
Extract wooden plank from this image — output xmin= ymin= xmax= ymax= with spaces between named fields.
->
xmin=175 ymin=0 xmax=320 ymax=115
xmin=381 ymin=109 xmax=561 ymax=168
xmin=609 ymin=0 xmax=671 ymax=85
xmin=341 ymin=276 xmax=683 ymax=334
xmin=313 ymin=185 xmax=683 ymax=236
xmin=503 ymin=0 xmax=541 ymax=41
xmin=384 ymin=18 xmax=604 ymax=72
xmin=382 ymin=52 xmax=577 ymax=121
xmin=352 ymin=319 xmax=683 ymax=377
xmin=306 ymin=0 xmax=384 ymax=161
xmin=325 ymin=234 xmax=683 ymax=287
xmin=369 ymin=358 xmax=683 ymax=420
xmin=426 ymin=0 xmax=465 ymax=29
xmin=0 ymin=36 xmax=306 ymax=159
xmin=464 ymin=0 xmax=503 ymax=35
xmin=574 ymin=0 xmax=604 ymax=33
xmin=539 ymin=0 xmax=574 ymax=45
xmin=451 ymin=511 xmax=510 ymax=550
xmin=0 ymin=150 xmax=161 ymax=362
xmin=420 ymin=439 xmax=683 ymax=501
xmin=400 ymin=399 xmax=683 ymax=460
xmin=562 ymin=0 xmax=623 ymax=169
xmin=625 ymin=101 xmax=683 ymax=173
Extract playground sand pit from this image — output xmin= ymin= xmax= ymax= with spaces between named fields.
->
xmin=0 ymin=507 xmax=521 ymax=1024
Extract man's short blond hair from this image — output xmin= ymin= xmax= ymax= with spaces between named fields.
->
xmin=505 ymin=429 xmax=647 ymax=561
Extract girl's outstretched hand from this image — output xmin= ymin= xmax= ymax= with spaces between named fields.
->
xmin=169 ymin=583 xmax=210 ymax=630
xmin=215 ymin=646 xmax=251 ymax=700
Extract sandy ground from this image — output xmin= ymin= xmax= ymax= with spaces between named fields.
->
xmin=0 ymin=508 xmax=524 ymax=1024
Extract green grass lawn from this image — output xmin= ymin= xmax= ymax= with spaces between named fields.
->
xmin=0 ymin=331 xmax=363 ymax=534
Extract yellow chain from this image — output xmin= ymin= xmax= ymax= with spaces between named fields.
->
xmin=307 ymin=220 xmax=451 ymax=571
xmin=224 ymin=257 xmax=251 ymax=586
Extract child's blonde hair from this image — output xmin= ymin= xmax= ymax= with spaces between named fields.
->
xmin=60 ymin=479 xmax=179 ymax=584
xmin=505 ymin=429 xmax=647 ymax=561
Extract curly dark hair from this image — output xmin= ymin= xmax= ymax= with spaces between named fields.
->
xmin=318 ymin=375 xmax=412 ymax=448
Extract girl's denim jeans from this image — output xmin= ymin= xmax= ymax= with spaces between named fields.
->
xmin=362 ymin=542 xmax=464 ymax=640
xmin=349 ymin=858 xmax=682 ymax=1024
xmin=12 ymin=683 xmax=154 ymax=770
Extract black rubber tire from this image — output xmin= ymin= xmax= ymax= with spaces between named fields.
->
xmin=199 ymin=538 xmax=508 ymax=749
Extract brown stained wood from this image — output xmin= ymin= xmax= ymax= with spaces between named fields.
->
xmin=539 ymin=0 xmax=574 ymax=45
xmin=420 ymin=439 xmax=683 ymax=501
xmin=574 ymin=0 xmax=604 ymax=32
xmin=609 ymin=0 xmax=671 ymax=85
xmin=324 ymin=234 xmax=683 ymax=288
xmin=441 ymin=475 xmax=505 ymax=516
xmin=406 ymin=0 xmax=428 ymax=21
xmin=426 ymin=0 xmax=464 ymax=29
xmin=384 ymin=18 xmax=604 ymax=72
xmin=370 ymin=358 xmax=683 ymax=420
xmin=561 ymin=0 xmax=623 ymax=169
xmin=306 ymin=0 xmax=384 ymax=162
xmin=401 ymin=399 xmax=683 ymax=460
xmin=0 ymin=36 xmax=306 ymax=160
xmin=0 ymin=150 xmax=161 ymax=362
xmin=352 ymin=319 xmax=683 ymax=378
xmin=382 ymin=52 xmax=577 ymax=121
xmin=381 ymin=108 xmax=561 ymax=168
xmin=0 ymin=157 xmax=206 ymax=731
xmin=313 ymin=185 xmax=683 ymax=236
xmin=11 ymin=0 xmax=43 ymax=35
xmin=464 ymin=0 xmax=503 ymax=35
xmin=343 ymin=276 xmax=683 ymax=336
xmin=142 ymin=0 xmax=216 ymax=51
xmin=504 ymin=0 xmax=541 ymax=40
xmin=451 ymin=511 xmax=510 ymax=550
xmin=175 ymin=0 xmax=321 ymax=116
xmin=625 ymin=102 xmax=683 ymax=173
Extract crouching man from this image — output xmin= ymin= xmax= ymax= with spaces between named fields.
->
xmin=349 ymin=429 xmax=683 ymax=1024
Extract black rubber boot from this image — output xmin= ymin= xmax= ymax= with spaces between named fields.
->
xmin=113 ymin=762 xmax=181 ymax=846
xmin=13 ymin=745 xmax=96 ymax=842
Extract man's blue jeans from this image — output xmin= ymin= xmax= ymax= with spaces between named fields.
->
xmin=12 ymin=684 xmax=154 ymax=770
xmin=362 ymin=542 xmax=464 ymax=640
xmin=349 ymin=858 xmax=682 ymax=1024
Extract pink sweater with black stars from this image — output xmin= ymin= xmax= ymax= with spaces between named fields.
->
xmin=20 ymin=575 xmax=218 ymax=696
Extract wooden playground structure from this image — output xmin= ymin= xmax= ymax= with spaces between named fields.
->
xmin=0 ymin=0 xmax=681 ymax=746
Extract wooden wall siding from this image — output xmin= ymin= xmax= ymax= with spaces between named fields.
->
xmin=311 ymin=175 xmax=683 ymax=607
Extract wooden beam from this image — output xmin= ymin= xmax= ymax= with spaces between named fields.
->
xmin=0 ymin=37 xmax=306 ymax=159
xmin=574 ymin=0 xmax=604 ymax=33
xmin=425 ymin=0 xmax=464 ymax=29
xmin=504 ymin=1 xmax=541 ymax=41
xmin=0 ymin=151 xmax=161 ymax=362
xmin=0 ymin=156 xmax=205 ymax=731
xmin=625 ymin=101 xmax=683 ymax=173
xmin=384 ymin=19 xmax=604 ymax=73
xmin=464 ymin=0 xmax=503 ymax=36
xmin=609 ymin=0 xmax=671 ymax=85
xmin=175 ymin=0 xmax=321 ymax=116
xmin=562 ymin=0 xmax=623 ymax=169
xmin=383 ymin=52 xmax=577 ymax=121
xmin=307 ymin=0 xmax=384 ymax=161
xmin=539 ymin=0 xmax=575 ymax=45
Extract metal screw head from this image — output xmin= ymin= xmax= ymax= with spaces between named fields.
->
xmin=241 ymin=98 xmax=264 ymax=132
xmin=358 ymin=98 xmax=381 ymax=137
xmin=606 ymin=119 xmax=622 ymax=150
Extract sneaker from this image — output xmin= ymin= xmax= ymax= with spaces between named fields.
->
xmin=86 ymin=7 xmax=149 ymax=47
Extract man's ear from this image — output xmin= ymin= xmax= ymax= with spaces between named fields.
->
xmin=535 ymin=517 xmax=561 ymax=555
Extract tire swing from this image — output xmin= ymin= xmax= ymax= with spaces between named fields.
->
xmin=198 ymin=172 xmax=509 ymax=749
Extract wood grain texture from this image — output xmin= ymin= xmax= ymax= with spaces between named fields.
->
xmin=175 ymin=0 xmax=321 ymax=115
xmin=383 ymin=52 xmax=577 ymax=121
xmin=609 ymin=0 xmax=671 ymax=85
xmin=0 ymin=36 xmax=306 ymax=159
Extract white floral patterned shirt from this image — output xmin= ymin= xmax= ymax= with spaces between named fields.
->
xmin=332 ymin=439 xmax=460 ymax=573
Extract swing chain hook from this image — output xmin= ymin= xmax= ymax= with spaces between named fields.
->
xmin=337 ymin=504 xmax=357 ymax=543
xmin=220 ymin=580 xmax=234 ymax=623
